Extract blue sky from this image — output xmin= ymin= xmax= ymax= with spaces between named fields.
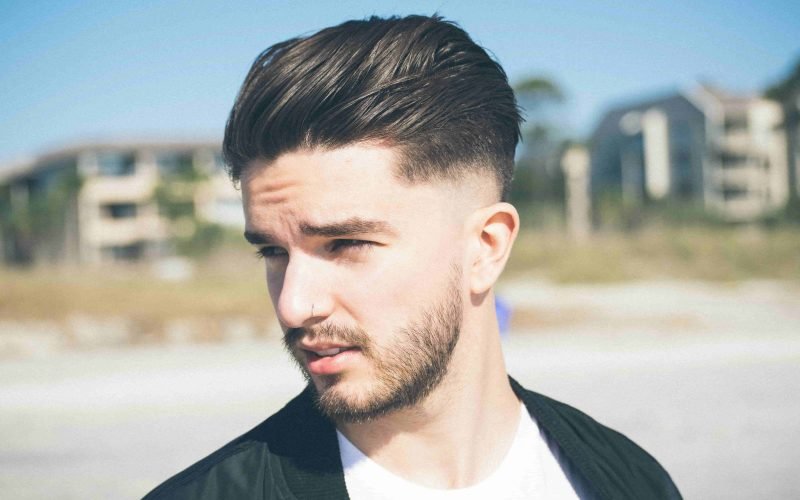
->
xmin=1 ymin=0 xmax=798 ymax=165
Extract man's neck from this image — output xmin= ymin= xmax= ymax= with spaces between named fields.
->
xmin=336 ymin=320 xmax=519 ymax=489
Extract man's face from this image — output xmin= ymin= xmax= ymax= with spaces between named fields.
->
xmin=242 ymin=144 xmax=471 ymax=422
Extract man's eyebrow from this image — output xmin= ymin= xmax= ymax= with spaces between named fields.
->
xmin=243 ymin=218 xmax=397 ymax=245
xmin=300 ymin=217 xmax=397 ymax=238
xmin=243 ymin=230 xmax=278 ymax=245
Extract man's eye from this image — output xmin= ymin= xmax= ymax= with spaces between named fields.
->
xmin=255 ymin=246 xmax=288 ymax=259
xmin=329 ymin=239 xmax=374 ymax=253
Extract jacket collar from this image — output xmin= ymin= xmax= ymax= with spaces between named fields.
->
xmin=270 ymin=386 xmax=350 ymax=499
xmin=510 ymin=377 xmax=601 ymax=499
xmin=276 ymin=378 xmax=597 ymax=500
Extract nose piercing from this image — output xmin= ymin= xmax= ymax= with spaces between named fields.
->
xmin=311 ymin=303 xmax=315 ymax=317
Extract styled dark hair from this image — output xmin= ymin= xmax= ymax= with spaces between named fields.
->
xmin=223 ymin=15 xmax=521 ymax=200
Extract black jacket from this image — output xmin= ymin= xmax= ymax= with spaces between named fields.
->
xmin=144 ymin=378 xmax=681 ymax=499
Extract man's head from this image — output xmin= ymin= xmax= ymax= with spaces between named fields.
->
xmin=223 ymin=14 xmax=521 ymax=201
xmin=231 ymin=15 xmax=521 ymax=422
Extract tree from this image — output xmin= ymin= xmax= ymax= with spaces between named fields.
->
xmin=153 ymin=158 xmax=224 ymax=258
xmin=765 ymin=58 xmax=800 ymax=101
xmin=511 ymin=76 xmax=568 ymax=213
xmin=0 ymin=167 xmax=83 ymax=265
xmin=515 ymin=77 xmax=564 ymax=109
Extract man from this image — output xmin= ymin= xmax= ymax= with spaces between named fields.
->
xmin=145 ymin=15 xmax=681 ymax=499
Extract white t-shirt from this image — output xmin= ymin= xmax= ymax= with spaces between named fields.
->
xmin=337 ymin=403 xmax=580 ymax=499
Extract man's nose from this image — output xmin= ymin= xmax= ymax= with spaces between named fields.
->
xmin=274 ymin=257 xmax=333 ymax=328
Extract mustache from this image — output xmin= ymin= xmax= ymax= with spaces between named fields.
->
xmin=283 ymin=323 xmax=372 ymax=351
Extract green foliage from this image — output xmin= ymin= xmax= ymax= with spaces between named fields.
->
xmin=511 ymin=75 xmax=570 ymax=211
xmin=152 ymin=157 xmax=225 ymax=259
xmin=0 ymin=169 xmax=83 ymax=264
xmin=158 ymin=152 xmax=207 ymax=182
xmin=643 ymin=200 xmax=725 ymax=226
xmin=153 ymin=182 xmax=196 ymax=220
xmin=593 ymin=191 xmax=632 ymax=230
xmin=510 ymin=161 xmax=564 ymax=203
xmin=174 ymin=221 xmax=226 ymax=258
xmin=785 ymin=197 xmax=800 ymax=223
xmin=153 ymin=155 xmax=208 ymax=220
xmin=759 ymin=197 xmax=800 ymax=227
xmin=765 ymin=57 xmax=800 ymax=101
xmin=514 ymin=201 xmax=565 ymax=230
xmin=514 ymin=77 xmax=564 ymax=105
xmin=506 ymin=226 xmax=800 ymax=283
xmin=592 ymin=192 xmax=731 ymax=231
xmin=509 ymin=163 xmax=566 ymax=230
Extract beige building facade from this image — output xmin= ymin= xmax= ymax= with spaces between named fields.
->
xmin=0 ymin=140 xmax=242 ymax=265
xmin=690 ymin=85 xmax=789 ymax=220
xmin=591 ymin=84 xmax=792 ymax=222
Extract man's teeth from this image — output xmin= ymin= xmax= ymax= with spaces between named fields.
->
xmin=314 ymin=347 xmax=345 ymax=357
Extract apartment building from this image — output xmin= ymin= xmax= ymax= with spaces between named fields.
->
xmin=691 ymin=85 xmax=789 ymax=219
xmin=0 ymin=140 xmax=243 ymax=266
xmin=771 ymin=78 xmax=800 ymax=203
xmin=591 ymin=92 xmax=707 ymax=204
xmin=590 ymin=84 xmax=790 ymax=221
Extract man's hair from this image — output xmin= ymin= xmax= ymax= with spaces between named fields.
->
xmin=223 ymin=15 xmax=521 ymax=200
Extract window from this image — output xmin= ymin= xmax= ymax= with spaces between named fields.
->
xmin=157 ymin=152 xmax=195 ymax=178
xmin=719 ymin=152 xmax=747 ymax=169
xmin=98 ymin=152 xmax=136 ymax=176
xmin=102 ymin=202 xmax=137 ymax=219
xmin=724 ymin=114 xmax=748 ymax=132
xmin=722 ymin=187 xmax=747 ymax=200
xmin=102 ymin=243 xmax=143 ymax=261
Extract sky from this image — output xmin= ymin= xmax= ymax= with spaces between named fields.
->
xmin=1 ymin=0 xmax=798 ymax=166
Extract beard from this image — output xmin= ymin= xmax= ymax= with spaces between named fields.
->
xmin=282 ymin=265 xmax=463 ymax=424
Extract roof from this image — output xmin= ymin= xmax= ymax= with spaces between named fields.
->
xmin=0 ymin=138 xmax=222 ymax=185
xmin=589 ymin=89 xmax=702 ymax=142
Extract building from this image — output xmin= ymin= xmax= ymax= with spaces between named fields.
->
xmin=0 ymin=140 xmax=243 ymax=266
xmin=590 ymin=84 xmax=790 ymax=221
xmin=591 ymin=92 xmax=707 ymax=206
xmin=782 ymin=88 xmax=800 ymax=203
xmin=766 ymin=65 xmax=800 ymax=205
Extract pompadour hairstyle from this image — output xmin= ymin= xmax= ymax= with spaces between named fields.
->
xmin=223 ymin=14 xmax=522 ymax=200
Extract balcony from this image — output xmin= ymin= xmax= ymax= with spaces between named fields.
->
xmin=716 ymin=165 xmax=767 ymax=190
xmin=719 ymin=195 xmax=768 ymax=221
xmin=86 ymin=213 xmax=167 ymax=246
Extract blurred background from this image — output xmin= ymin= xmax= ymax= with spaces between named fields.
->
xmin=1 ymin=1 xmax=799 ymax=498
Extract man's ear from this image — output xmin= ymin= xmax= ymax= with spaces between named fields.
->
xmin=467 ymin=202 xmax=519 ymax=295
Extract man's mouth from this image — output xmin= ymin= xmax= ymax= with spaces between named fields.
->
xmin=310 ymin=347 xmax=350 ymax=357
xmin=300 ymin=345 xmax=362 ymax=375
xmin=304 ymin=346 xmax=360 ymax=358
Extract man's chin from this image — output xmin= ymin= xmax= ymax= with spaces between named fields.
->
xmin=310 ymin=379 xmax=395 ymax=423
xmin=307 ymin=372 xmax=342 ymax=395
xmin=311 ymin=375 xmax=365 ymax=403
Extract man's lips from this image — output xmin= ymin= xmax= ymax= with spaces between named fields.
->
xmin=303 ymin=346 xmax=355 ymax=357
xmin=299 ymin=344 xmax=362 ymax=375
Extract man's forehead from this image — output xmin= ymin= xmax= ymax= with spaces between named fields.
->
xmin=243 ymin=143 xmax=399 ymax=179
xmin=243 ymin=147 xmax=399 ymax=207
xmin=240 ymin=144 xmax=497 ymax=229
xmin=244 ymin=146 xmax=493 ymax=192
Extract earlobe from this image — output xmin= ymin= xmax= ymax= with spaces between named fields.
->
xmin=469 ymin=202 xmax=519 ymax=294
